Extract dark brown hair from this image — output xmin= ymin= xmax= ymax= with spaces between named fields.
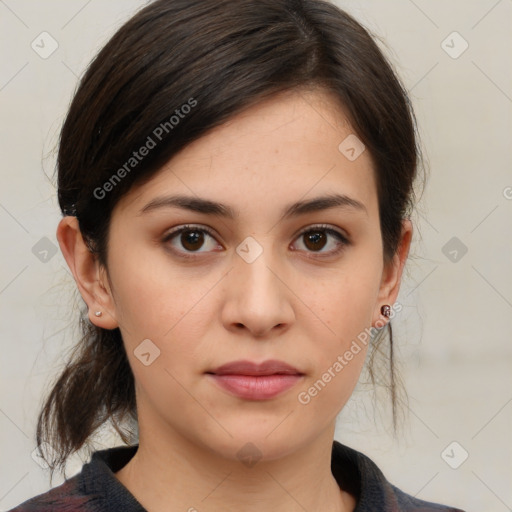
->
xmin=38 ymin=0 xmax=423 ymax=476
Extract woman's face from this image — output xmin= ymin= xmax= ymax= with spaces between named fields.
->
xmin=98 ymin=88 xmax=410 ymax=461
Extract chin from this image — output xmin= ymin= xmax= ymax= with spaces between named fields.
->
xmin=198 ymin=424 xmax=311 ymax=466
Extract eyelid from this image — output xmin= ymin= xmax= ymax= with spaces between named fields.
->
xmin=164 ymin=223 xmax=349 ymax=241
xmin=162 ymin=224 xmax=223 ymax=260
xmin=162 ymin=223 xmax=221 ymax=246
xmin=295 ymin=223 xmax=350 ymax=243
xmin=162 ymin=222 xmax=350 ymax=258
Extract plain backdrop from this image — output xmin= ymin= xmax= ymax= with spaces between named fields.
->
xmin=1 ymin=1 xmax=511 ymax=511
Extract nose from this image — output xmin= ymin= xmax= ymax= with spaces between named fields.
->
xmin=220 ymin=241 xmax=295 ymax=339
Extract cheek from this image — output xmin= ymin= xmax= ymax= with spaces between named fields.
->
xmin=294 ymin=255 xmax=381 ymax=407
xmin=303 ymin=255 xmax=382 ymax=346
xmin=107 ymin=243 xmax=214 ymax=342
xmin=107 ymin=249 xmax=218 ymax=407
xmin=296 ymin=350 xmax=367 ymax=414
xmin=294 ymin=279 xmax=373 ymax=418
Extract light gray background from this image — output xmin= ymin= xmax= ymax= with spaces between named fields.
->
xmin=1 ymin=1 xmax=511 ymax=511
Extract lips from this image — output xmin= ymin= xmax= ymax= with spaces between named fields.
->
xmin=206 ymin=359 xmax=304 ymax=400
xmin=208 ymin=359 xmax=303 ymax=376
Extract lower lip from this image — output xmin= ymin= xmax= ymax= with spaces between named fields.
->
xmin=207 ymin=374 xmax=303 ymax=400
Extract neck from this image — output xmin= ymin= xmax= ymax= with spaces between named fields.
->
xmin=114 ymin=423 xmax=355 ymax=512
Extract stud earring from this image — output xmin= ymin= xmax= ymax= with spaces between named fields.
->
xmin=94 ymin=311 xmax=103 ymax=317
xmin=380 ymin=305 xmax=391 ymax=318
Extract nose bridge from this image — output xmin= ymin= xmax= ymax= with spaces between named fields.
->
xmin=234 ymin=234 xmax=281 ymax=298
xmin=223 ymin=234 xmax=293 ymax=334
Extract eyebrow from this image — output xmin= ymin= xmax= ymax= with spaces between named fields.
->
xmin=139 ymin=193 xmax=367 ymax=218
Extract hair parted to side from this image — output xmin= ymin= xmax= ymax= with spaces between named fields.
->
xmin=38 ymin=0 xmax=423 ymax=477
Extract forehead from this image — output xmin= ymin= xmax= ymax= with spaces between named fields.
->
xmin=116 ymin=88 xmax=378 ymax=221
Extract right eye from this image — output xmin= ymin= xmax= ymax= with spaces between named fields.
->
xmin=162 ymin=224 xmax=223 ymax=258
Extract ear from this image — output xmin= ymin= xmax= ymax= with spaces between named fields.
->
xmin=56 ymin=216 xmax=119 ymax=329
xmin=372 ymin=219 xmax=413 ymax=327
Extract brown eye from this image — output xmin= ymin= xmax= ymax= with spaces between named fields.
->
xmin=293 ymin=225 xmax=349 ymax=256
xmin=180 ymin=229 xmax=205 ymax=251
xmin=163 ymin=225 xmax=221 ymax=257
xmin=303 ymin=231 xmax=328 ymax=251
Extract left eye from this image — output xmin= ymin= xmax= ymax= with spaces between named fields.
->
xmin=163 ymin=224 xmax=349 ymax=257
xmin=292 ymin=225 xmax=349 ymax=255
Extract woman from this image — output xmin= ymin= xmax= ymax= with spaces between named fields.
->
xmin=9 ymin=0 xmax=465 ymax=510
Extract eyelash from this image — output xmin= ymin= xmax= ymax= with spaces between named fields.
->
xmin=162 ymin=223 xmax=350 ymax=260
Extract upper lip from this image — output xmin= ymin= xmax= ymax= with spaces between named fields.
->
xmin=208 ymin=359 xmax=303 ymax=376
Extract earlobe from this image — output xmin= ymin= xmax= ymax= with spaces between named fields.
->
xmin=373 ymin=219 xmax=413 ymax=326
xmin=56 ymin=217 xmax=119 ymax=330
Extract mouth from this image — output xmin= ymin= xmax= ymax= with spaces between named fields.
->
xmin=205 ymin=359 xmax=304 ymax=400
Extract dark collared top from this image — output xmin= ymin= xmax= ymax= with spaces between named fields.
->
xmin=8 ymin=441 xmax=465 ymax=511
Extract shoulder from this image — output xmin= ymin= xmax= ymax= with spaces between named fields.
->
xmin=331 ymin=441 xmax=466 ymax=512
xmin=5 ymin=475 xmax=101 ymax=511
xmin=6 ymin=445 xmax=142 ymax=512
xmin=390 ymin=483 xmax=465 ymax=511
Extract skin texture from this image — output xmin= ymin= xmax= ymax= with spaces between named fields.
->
xmin=57 ymin=88 xmax=412 ymax=512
